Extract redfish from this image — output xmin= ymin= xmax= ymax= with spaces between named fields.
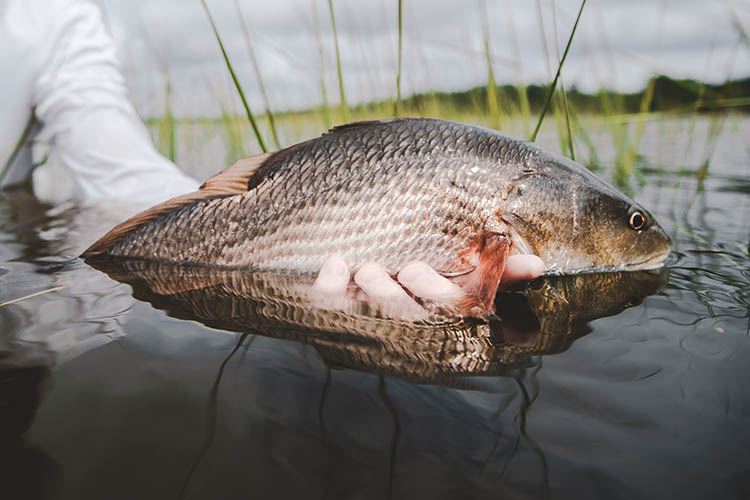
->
xmin=83 ymin=118 xmax=671 ymax=313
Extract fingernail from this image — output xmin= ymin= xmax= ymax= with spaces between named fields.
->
xmin=320 ymin=257 xmax=348 ymax=278
xmin=356 ymin=263 xmax=384 ymax=281
xmin=529 ymin=256 xmax=544 ymax=276
xmin=397 ymin=262 xmax=428 ymax=285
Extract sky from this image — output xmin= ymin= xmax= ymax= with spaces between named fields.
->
xmin=94 ymin=0 xmax=750 ymax=118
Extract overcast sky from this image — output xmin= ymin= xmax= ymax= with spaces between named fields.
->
xmin=94 ymin=0 xmax=750 ymax=118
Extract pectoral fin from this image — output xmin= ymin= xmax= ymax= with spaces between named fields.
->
xmin=450 ymin=232 xmax=510 ymax=317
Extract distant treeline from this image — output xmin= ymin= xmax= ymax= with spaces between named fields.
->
xmin=353 ymin=76 xmax=750 ymax=116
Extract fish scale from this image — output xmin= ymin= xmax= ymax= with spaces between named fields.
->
xmin=131 ymin=121 xmax=496 ymax=270
xmin=88 ymin=117 xmax=670 ymax=280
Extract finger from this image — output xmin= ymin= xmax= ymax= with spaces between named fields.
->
xmin=311 ymin=257 xmax=350 ymax=297
xmin=500 ymin=255 xmax=544 ymax=290
xmin=397 ymin=262 xmax=465 ymax=303
xmin=354 ymin=263 xmax=409 ymax=300
xmin=354 ymin=263 xmax=428 ymax=321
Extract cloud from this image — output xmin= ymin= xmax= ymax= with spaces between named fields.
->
xmin=95 ymin=0 xmax=750 ymax=117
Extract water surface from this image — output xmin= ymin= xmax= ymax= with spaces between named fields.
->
xmin=1 ymin=116 xmax=748 ymax=500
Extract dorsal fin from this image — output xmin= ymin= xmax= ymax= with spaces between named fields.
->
xmin=81 ymin=152 xmax=273 ymax=258
xmin=327 ymin=117 xmax=415 ymax=134
xmin=199 ymin=152 xmax=273 ymax=194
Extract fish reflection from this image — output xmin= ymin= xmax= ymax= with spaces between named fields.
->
xmin=91 ymin=259 xmax=668 ymax=384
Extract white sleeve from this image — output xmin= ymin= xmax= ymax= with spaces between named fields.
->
xmin=31 ymin=0 xmax=200 ymax=204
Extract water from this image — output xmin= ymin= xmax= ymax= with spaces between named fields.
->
xmin=1 ymin=116 xmax=749 ymax=500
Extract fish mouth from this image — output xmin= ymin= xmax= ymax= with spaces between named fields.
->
xmin=502 ymin=215 xmax=537 ymax=257
xmin=507 ymin=227 xmax=536 ymax=258
xmin=623 ymin=248 xmax=671 ymax=271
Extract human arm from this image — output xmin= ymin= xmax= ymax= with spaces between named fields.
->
xmin=0 ymin=0 xmax=198 ymax=204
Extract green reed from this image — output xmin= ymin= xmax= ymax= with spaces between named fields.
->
xmin=530 ymin=0 xmax=586 ymax=142
xmin=0 ymin=113 xmax=36 ymax=185
xmin=394 ymin=0 xmax=403 ymax=116
xmin=156 ymin=80 xmax=177 ymax=163
xmin=560 ymin=80 xmax=575 ymax=160
xmin=480 ymin=0 xmax=502 ymax=130
xmin=312 ymin=0 xmax=332 ymax=129
xmin=544 ymin=3 xmax=576 ymax=161
xmin=220 ymin=105 xmax=246 ymax=165
xmin=328 ymin=0 xmax=348 ymax=122
xmin=200 ymin=0 xmax=267 ymax=152
xmin=507 ymin=0 xmax=531 ymax=136
xmin=695 ymin=114 xmax=727 ymax=191
xmin=235 ymin=0 xmax=281 ymax=149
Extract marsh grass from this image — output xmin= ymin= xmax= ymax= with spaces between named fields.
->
xmin=312 ymin=1 xmax=332 ymax=129
xmin=506 ymin=1 xmax=531 ymax=137
xmin=0 ymin=113 xmax=35 ymax=184
xmin=480 ymin=0 xmax=502 ymax=131
xmin=695 ymin=114 xmax=727 ymax=190
xmin=201 ymin=0 xmax=267 ymax=152
xmin=394 ymin=0 xmax=403 ymax=117
xmin=220 ymin=105 xmax=247 ymax=165
xmin=328 ymin=0 xmax=348 ymax=122
xmin=152 ymin=0 xmax=748 ymax=198
xmin=235 ymin=0 xmax=281 ymax=149
xmin=560 ymin=81 xmax=575 ymax=160
xmin=155 ymin=81 xmax=177 ymax=163
xmin=530 ymin=0 xmax=586 ymax=142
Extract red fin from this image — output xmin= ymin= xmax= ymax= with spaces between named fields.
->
xmin=81 ymin=152 xmax=273 ymax=257
xmin=200 ymin=152 xmax=273 ymax=194
xmin=451 ymin=232 xmax=510 ymax=317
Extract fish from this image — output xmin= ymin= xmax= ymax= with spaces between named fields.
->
xmin=82 ymin=117 xmax=671 ymax=314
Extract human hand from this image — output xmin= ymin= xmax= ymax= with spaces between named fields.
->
xmin=310 ymin=255 xmax=544 ymax=321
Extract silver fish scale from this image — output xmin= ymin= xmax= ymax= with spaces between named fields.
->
xmin=110 ymin=118 xmax=535 ymax=272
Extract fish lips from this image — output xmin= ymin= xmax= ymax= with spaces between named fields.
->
xmin=623 ymin=222 xmax=673 ymax=271
xmin=622 ymin=247 xmax=671 ymax=271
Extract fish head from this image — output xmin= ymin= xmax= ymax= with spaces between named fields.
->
xmin=499 ymin=153 xmax=672 ymax=274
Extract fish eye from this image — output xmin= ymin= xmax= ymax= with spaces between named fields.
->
xmin=628 ymin=210 xmax=646 ymax=231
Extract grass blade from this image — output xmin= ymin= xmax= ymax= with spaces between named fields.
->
xmin=235 ymin=0 xmax=281 ymax=149
xmin=219 ymin=102 xmax=246 ymax=164
xmin=200 ymin=0 xmax=267 ymax=153
xmin=480 ymin=0 xmax=501 ymax=129
xmin=0 ymin=113 xmax=36 ymax=186
xmin=157 ymin=80 xmax=177 ymax=162
xmin=394 ymin=0 xmax=403 ymax=116
xmin=0 ymin=286 xmax=66 ymax=308
xmin=548 ymin=0 xmax=573 ymax=159
xmin=327 ymin=0 xmax=348 ymax=121
xmin=312 ymin=0 xmax=332 ymax=128
xmin=560 ymin=77 xmax=575 ymax=160
xmin=507 ymin=0 xmax=530 ymax=135
xmin=530 ymin=0 xmax=586 ymax=142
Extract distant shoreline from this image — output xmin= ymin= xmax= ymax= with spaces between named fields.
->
xmin=146 ymin=75 xmax=750 ymax=123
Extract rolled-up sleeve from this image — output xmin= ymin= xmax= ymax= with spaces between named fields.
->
xmin=31 ymin=0 xmax=199 ymax=204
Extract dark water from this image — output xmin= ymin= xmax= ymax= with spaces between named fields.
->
xmin=1 ymin=119 xmax=749 ymax=500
